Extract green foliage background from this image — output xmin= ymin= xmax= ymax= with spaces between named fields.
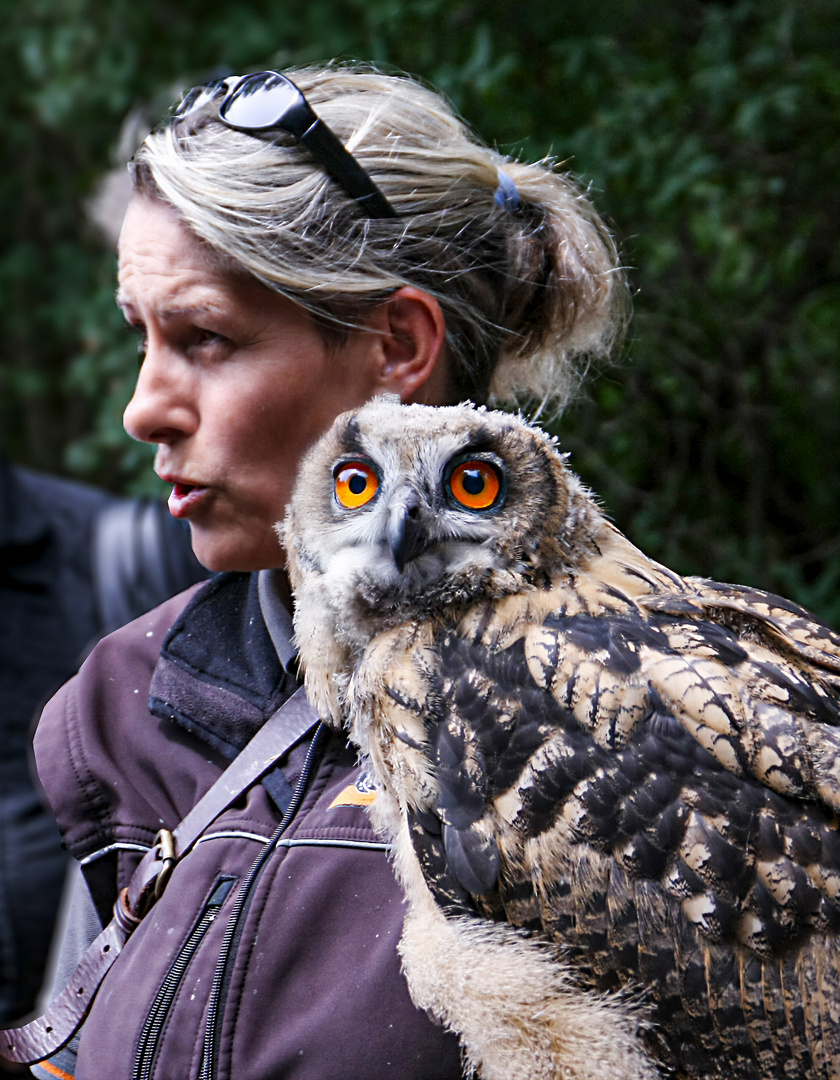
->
xmin=2 ymin=0 xmax=839 ymax=621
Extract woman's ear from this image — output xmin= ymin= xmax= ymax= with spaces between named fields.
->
xmin=373 ymin=286 xmax=451 ymax=404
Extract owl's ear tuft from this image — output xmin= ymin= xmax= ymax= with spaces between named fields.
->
xmin=337 ymin=414 xmax=368 ymax=460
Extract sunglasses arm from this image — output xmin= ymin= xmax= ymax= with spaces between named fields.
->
xmin=300 ymin=120 xmax=396 ymax=219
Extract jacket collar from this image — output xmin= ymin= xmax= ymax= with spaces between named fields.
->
xmin=258 ymin=568 xmax=298 ymax=671
xmin=148 ymin=571 xmax=299 ymax=760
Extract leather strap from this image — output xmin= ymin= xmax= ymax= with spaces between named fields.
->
xmin=1 ymin=686 xmax=318 ymax=1065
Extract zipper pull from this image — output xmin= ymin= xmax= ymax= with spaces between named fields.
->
xmin=207 ymin=878 xmax=237 ymax=908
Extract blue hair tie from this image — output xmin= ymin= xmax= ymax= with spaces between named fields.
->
xmin=494 ymin=169 xmax=520 ymax=211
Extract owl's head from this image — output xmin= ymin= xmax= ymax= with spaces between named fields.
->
xmin=283 ymin=400 xmax=601 ymax=656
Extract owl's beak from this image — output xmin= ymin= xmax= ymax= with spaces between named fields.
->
xmin=387 ymin=496 xmax=429 ymax=573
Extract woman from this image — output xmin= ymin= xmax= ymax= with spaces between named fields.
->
xmin=26 ymin=64 xmax=625 ymax=1079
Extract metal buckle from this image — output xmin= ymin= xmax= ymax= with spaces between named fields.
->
xmin=153 ymin=828 xmax=177 ymax=900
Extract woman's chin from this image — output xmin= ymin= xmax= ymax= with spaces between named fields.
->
xmin=188 ymin=529 xmax=284 ymax=574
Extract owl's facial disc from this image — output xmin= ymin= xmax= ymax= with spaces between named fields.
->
xmin=315 ymin=436 xmax=515 ymax=622
xmin=286 ymin=401 xmax=572 ymax=634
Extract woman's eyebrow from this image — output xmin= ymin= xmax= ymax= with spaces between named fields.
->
xmin=114 ymin=289 xmax=222 ymax=320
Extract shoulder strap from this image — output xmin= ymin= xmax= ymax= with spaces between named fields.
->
xmin=0 ymin=686 xmax=319 ymax=1066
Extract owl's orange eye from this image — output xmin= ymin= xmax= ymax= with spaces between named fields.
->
xmin=334 ymin=461 xmax=379 ymax=509
xmin=448 ymin=459 xmax=502 ymax=511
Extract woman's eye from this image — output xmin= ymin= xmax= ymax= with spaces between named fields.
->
xmin=448 ymin=459 xmax=502 ymax=510
xmin=197 ymin=329 xmax=225 ymax=346
xmin=191 ymin=328 xmax=228 ymax=355
xmin=334 ymin=462 xmax=379 ymax=509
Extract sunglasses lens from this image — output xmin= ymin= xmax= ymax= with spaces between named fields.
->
xmin=186 ymin=69 xmax=395 ymax=218
xmin=220 ymin=72 xmax=309 ymax=133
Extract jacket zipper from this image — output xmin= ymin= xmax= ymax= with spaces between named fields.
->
xmin=198 ymin=723 xmax=326 ymax=1080
xmin=132 ymin=876 xmax=238 ymax=1080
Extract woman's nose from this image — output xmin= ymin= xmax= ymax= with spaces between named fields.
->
xmin=123 ymin=342 xmax=198 ymax=445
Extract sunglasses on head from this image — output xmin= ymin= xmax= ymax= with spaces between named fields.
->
xmin=173 ymin=70 xmax=397 ymax=220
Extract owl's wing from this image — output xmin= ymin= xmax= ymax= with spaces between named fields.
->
xmin=398 ymin=584 xmax=840 ymax=1079
xmin=635 ymin=578 xmax=840 ymax=812
xmin=652 ymin=577 xmax=840 ymax=671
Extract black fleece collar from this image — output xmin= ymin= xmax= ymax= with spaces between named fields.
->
xmin=148 ymin=571 xmax=300 ymax=761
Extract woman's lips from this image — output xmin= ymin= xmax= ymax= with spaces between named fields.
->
xmin=168 ymin=482 xmax=209 ymax=518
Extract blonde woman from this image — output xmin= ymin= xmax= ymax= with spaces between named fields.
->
xmin=22 ymin=64 xmax=629 ymax=1080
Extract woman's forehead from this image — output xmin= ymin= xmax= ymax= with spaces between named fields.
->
xmin=116 ymin=197 xmax=252 ymax=313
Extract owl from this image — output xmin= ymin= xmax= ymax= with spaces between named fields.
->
xmin=282 ymin=398 xmax=840 ymax=1080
